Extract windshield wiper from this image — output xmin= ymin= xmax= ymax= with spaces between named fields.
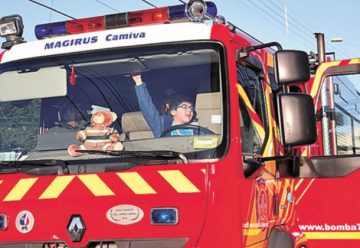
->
xmin=75 ymin=150 xmax=188 ymax=164
xmin=0 ymin=159 xmax=69 ymax=175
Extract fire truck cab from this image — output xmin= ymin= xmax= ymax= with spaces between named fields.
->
xmin=0 ymin=1 xmax=317 ymax=248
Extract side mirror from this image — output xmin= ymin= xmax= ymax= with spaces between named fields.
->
xmin=274 ymin=50 xmax=310 ymax=84
xmin=277 ymin=93 xmax=316 ymax=147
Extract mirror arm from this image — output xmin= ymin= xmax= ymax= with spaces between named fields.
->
xmin=246 ymin=42 xmax=283 ymax=52
xmin=239 ymin=42 xmax=283 ymax=58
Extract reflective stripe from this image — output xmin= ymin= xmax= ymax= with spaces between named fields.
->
xmin=236 ymin=84 xmax=265 ymax=142
xmin=349 ymin=58 xmax=360 ymax=64
xmin=117 ymin=172 xmax=156 ymax=194
xmin=159 ymin=170 xmax=200 ymax=193
xmin=243 ymin=228 xmax=262 ymax=236
xmin=305 ymin=232 xmax=360 ymax=239
xmin=4 ymin=178 xmax=38 ymax=201
xmin=295 ymin=178 xmax=315 ymax=205
xmin=295 ymin=178 xmax=304 ymax=191
xmin=310 ymin=61 xmax=341 ymax=98
xmin=0 ymin=168 xmax=205 ymax=201
xmin=39 ymin=176 xmax=75 ymax=199
xmin=78 ymin=174 xmax=115 ymax=196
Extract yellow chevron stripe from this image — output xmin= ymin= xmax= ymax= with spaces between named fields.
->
xmin=251 ymin=242 xmax=267 ymax=248
xmin=305 ymin=232 xmax=360 ymax=239
xmin=117 ymin=172 xmax=156 ymax=194
xmin=295 ymin=178 xmax=304 ymax=191
xmin=4 ymin=178 xmax=38 ymax=201
xmin=253 ymin=122 xmax=265 ymax=142
xmin=243 ymin=228 xmax=262 ymax=236
xmin=159 ymin=170 xmax=200 ymax=193
xmin=39 ymin=176 xmax=75 ymax=199
xmin=284 ymin=180 xmax=294 ymax=219
xmin=237 ymin=84 xmax=257 ymax=113
xmin=295 ymin=178 xmax=315 ymax=205
xmin=310 ymin=61 xmax=341 ymax=98
xmin=78 ymin=174 xmax=115 ymax=196
xmin=279 ymin=179 xmax=289 ymax=217
xmin=236 ymin=84 xmax=266 ymax=142
xmin=349 ymin=58 xmax=360 ymax=64
xmin=267 ymin=54 xmax=273 ymax=68
xmin=301 ymin=148 xmax=308 ymax=157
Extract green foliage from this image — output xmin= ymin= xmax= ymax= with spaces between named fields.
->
xmin=0 ymin=100 xmax=40 ymax=151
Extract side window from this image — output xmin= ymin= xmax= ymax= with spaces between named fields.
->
xmin=325 ymin=74 xmax=360 ymax=155
xmin=237 ymin=64 xmax=267 ymax=126
xmin=237 ymin=63 xmax=266 ymax=153
xmin=239 ymin=98 xmax=261 ymax=153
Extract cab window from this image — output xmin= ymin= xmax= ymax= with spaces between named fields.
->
xmin=237 ymin=63 xmax=266 ymax=154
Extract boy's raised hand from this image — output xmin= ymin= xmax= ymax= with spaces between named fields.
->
xmin=132 ymin=74 xmax=142 ymax=86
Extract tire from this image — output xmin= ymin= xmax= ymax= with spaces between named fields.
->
xmin=267 ymin=229 xmax=294 ymax=248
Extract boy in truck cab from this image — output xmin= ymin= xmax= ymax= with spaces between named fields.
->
xmin=132 ymin=74 xmax=208 ymax=138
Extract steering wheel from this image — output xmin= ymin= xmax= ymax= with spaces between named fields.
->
xmin=161 ymin=124 xmax=215 ymax=137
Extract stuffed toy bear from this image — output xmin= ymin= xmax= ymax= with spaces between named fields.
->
xmin=68 ymin=110 xmax=123 ymax=157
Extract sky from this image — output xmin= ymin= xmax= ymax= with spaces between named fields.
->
xmin=1 ymin=0 xmax=360 ymax=60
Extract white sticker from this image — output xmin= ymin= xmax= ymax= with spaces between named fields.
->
xmin=15 ymin=210 xmax=34 ymax=233
xmin=106 ymin=205 xmax=144 ymax=225
xmin=211 ymin=115 xmax=222 ymax=124
xmin=0 ymin=152 xmax=18 ymax=161
xmin=89 ymin=105 xmax=110 ymax=114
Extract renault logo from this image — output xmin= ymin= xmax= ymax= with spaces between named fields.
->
xmin=67 ymin=215 xmax=86 ymax=242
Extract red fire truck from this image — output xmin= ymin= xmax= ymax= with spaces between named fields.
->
xmin=0 ymin=1 xmax=343 ymax=248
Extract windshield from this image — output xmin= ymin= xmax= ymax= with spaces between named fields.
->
xmin=0 ymin=43 xmax=226 ymax=161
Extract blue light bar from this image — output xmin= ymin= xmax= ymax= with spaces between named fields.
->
xmin=35 ymin=21 xmax=66 ymax=39
xmin=169 ymin=5 xmax=187 ymax=20
xmin=151 ymin=208 xmax=178 ymax=225
xmin=204 ymin=2 xmax=217 ymax=18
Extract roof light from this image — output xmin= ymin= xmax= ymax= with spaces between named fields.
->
xmin=35 ymin=21 xmax=66 ymax=39
xmin=0 ymin=15 xmax=25 ymax=49
xmin=66 ymin=16 xmax=105 ymax=34
xmin=168 ymin=5 xmax=188 ymax=20
xmin=105 ymin=13 xmax=128 ymax=29
xmin=34 ymin=1 xmax=218 ymax=39
xmin=128 ymin=7 xmax=169 ymax=26
xmin=186 ymin=0 xmax=217 ymax=21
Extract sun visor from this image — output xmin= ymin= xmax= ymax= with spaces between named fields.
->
xmin=0 ymin=66 xmax=67 ymax=101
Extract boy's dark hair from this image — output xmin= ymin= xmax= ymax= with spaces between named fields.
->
xmin=169 ymin=94 xmax=193 ymax=110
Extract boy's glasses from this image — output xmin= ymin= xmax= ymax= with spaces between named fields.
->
xmin=176 ymin=104 xmax=194 ymax=111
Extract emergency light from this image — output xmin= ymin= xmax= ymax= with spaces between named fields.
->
xmin=151 ymin=208 xmax=178 ymax=225
xmin=0 ymin=15 xmax=25 ymax=49
xmin=186 ymin=0 xmax=208 ymax=21
xmin=0 ymin=215 xmax=7 ymax=230
xmin=35 ymin=1 xmax=217 ymax=39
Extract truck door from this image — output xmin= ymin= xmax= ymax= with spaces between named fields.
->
xmin=236 ymin=55 xmax=278 ymax=246
xmin=310 ymin=59 xmax=360 ymax=156
xmin=293 ymin=59 xmax=360 ymax=247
